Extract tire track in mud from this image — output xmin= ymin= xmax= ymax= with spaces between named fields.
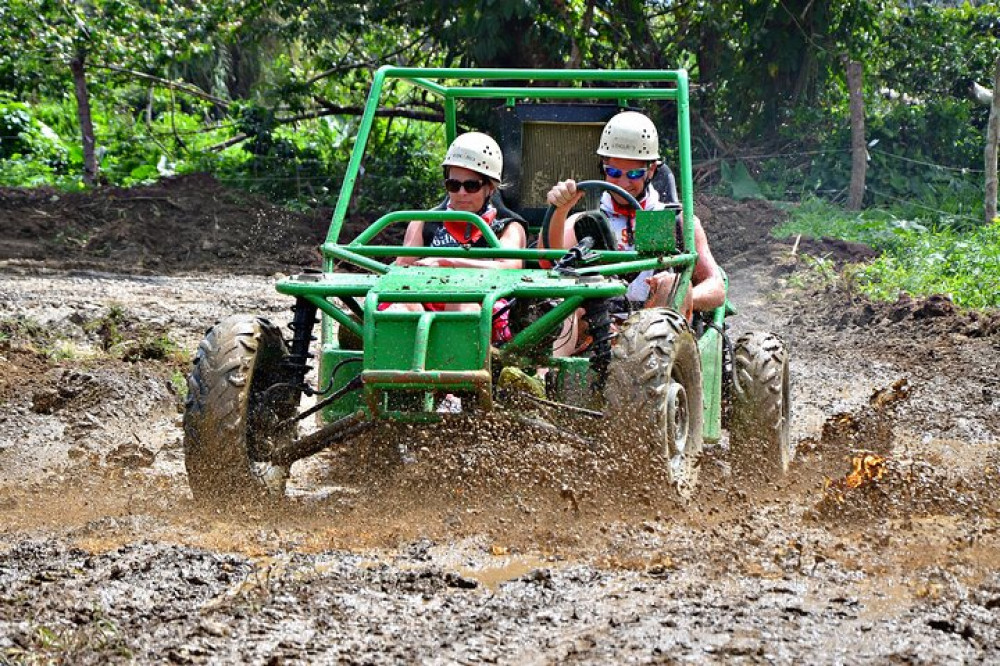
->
xmin=1 ymin=262 xmax=999 ymax=664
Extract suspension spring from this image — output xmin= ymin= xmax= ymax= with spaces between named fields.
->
xmin=284 ymin=297 xmax=318 ymax=390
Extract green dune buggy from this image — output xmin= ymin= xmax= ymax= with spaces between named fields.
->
xmin=182 ymin=67 xmax=792 ymax=502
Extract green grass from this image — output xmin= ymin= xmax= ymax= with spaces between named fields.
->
xmin=775 ymin=197 xmax=1000 ymax=310
xmin=849 ymin=222 xmax=1000 ymax=309
xmin=772 ymin=197 xmax=923 ymax=252
xmin=169 ymin=369 xmax=189 ymax=400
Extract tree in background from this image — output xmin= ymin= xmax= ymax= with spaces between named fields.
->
xmin=1 ymin=0 xmax=247 ymax=184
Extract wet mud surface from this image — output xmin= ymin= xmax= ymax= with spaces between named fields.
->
xmin=1 ymin=180 xmax=999 ymax=663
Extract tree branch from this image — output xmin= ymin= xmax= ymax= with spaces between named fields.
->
xmin=94 ymin=64 xmax=230 ymax=107
xmin=984 ymin=58 xmax=1000 ymax=223
xmin=206 ymin=105 xmax=445 ymax=152
xmin=279 ymin=104 xmax=443 ymax=125
xmin=694 ymin=111 xmax=731 ymax=156
xmin=973 ymin=81 xmax=994 ymax=106
xmin=303 ymin=32 xmax=431 ymax=87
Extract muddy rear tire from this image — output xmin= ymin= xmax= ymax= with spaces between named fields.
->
xmin=730 ymin=331 xmax=792 ymax=475
xmin=183 ymin=315 xmax=299 ymax=502
xmin=605 ymin=308 xmax=704 ymax=499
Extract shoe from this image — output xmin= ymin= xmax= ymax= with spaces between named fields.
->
xmin=497 ymin=367 xmax=547 ymax=400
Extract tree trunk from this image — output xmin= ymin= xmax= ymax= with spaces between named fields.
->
xmin=69 ymin=53 xmax=98 ymax=186
xmin=985 ymin=57 xmax=1000 ymax=224
xmin=846 ymin=60 xmax=866 ymax=210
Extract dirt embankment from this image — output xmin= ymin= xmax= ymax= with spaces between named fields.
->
xmin=1 ymin=176 xmax=999 ymax=664
xmin=0 ymin=174 xmax=328 ymax=274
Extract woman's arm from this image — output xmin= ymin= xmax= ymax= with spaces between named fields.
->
xmin=395 ymin=220 xmax=426 ymax=266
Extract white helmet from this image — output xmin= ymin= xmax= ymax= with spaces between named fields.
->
xmin=597 ymin=111 xmax=659 ymax=161
xmin=442 ymin=131 xmax=503 ymax=181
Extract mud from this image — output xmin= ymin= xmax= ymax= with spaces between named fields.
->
xmin=1 ymin=179 xmax=999 ymax=664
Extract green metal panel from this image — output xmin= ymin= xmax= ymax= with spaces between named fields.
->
xmin=549 ymin=356 xmax=593 ymax=405
xmin=366 ymin=310 xmax=485 ymax=373
xmin=318 ymin=347 xmax=364 ymax=421
xmin=633 ymin=209 xmax=678 ymax=255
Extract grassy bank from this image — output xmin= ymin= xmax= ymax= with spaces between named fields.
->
xmin=773 ymin=198 xmax=1000 ymax=310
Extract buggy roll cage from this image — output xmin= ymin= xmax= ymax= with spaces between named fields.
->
xmin=320 ymin=67 xmax=698 ymax=288
xmin=272 ymin=67 xmax=734 ymax=436
xmin=275 ymin=67 xmax=709 ymax=371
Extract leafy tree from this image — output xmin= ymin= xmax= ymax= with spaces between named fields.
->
xmin=1 ymin=0 xmax=248 ymax=184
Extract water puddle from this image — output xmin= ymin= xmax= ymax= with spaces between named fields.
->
xmin=457 ymin=554 xmax=551 ymax=591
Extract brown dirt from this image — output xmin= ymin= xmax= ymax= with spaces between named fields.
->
xmin=0 ymin=174 xmax=329 ymax=274
xmin=1 ymin=176 xmax=998 ymax=663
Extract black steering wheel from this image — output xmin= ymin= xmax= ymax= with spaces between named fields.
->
xmin=540 ymin=180 xmax=642 ymax=251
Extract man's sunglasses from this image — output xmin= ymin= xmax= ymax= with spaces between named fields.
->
xmin=602 ymin=164 xmax=648 ymax=180
xmin=444 ymin=178 xmax=487 ymax=194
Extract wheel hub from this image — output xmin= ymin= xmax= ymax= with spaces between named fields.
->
xmin=665 ymin=379 xmax=689 ymax=457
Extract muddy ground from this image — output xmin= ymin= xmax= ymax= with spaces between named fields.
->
xmin=1 ymin=175 xmax=999 ymax=664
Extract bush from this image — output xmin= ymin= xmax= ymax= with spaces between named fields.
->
xmin=776 ymin=198 xmax=1000 ymax=310
xmin=0 ymin=98 xmax=68 ymax=166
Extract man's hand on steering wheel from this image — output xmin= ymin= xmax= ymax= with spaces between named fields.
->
xmin=541 ymin=180 xmax=642 ymax=252
xmin=547 ymin=179 xmax=585 ymax=211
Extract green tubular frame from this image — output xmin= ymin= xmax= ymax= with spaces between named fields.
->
xmin=274 ymin=67 xmax=707 ymax=421
xmin=325 ymin=67 xmax=696 ymax=262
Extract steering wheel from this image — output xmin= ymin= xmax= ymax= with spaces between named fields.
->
xmin=540 ymin=180 xmax=642 ymax=251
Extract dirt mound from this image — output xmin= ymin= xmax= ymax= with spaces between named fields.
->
xmin=794 ymin=236 xmax=879 ymax=265
xmin=0 ymin=174 xmax=330 ymax=274
xmin=786 ymin=281 xmax=1000 ymax=339
xmin=696 ymin=194 xmax=790 ymax=266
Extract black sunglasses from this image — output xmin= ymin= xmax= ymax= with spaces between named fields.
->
xmin=444 ymin=178 xmax=487 ymax=194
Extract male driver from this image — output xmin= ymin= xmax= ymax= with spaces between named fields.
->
xmin=545 ymin=111 xmax=725 ymax=326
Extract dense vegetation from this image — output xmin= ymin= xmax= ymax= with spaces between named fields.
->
xmin=775 ymin=199 xmax=1000 ymax=309
xmin=1 ymin=0 xmax=998 ymax=307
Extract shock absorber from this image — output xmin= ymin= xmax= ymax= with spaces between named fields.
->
xmin=582 ymin=297 xmax=614 ymax=394
xmin=720 ymin=322 xmax=735 ymax=427
xmin=284 ymin=297 xmax=318 ymax=392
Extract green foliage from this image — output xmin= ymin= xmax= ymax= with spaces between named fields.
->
xmin=786 ymin=254 xmax=838 ymax=291
xmin=876 ymin=3 xmax=1000 ymax=99
xmin=353 ymin=121 xmax=444 ymax=212
xmin=0 ymin=99 xmax=67 ymax=163
xmin=170 ymin=369 xmax=190 ymax=400
xmin=773 ymin=197 xmax=910 ymax=250
xmin=0 ymin=0 xmax=997 ymax=224
xmin=0 ymin=97 xmax=72 ymax=185
xmin=777 ymin=198 xmax=1000 ymax=310
xmin=851 ymin=222 xmax=1000 ymax=309
xmin=83 ymin=304 xmax=188 ymax=362
xmin=0 ymin=316 xmax=54 ymax=348
xmin=718 ymin=161 xmax=763 ymax=200
xmin=5 ymin=613 xmax=133 ymax=662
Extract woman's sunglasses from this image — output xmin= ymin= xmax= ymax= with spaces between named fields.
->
xmin=602 ymin=164 xmax=648 ymax=180
xmin=444 ymin=178 xmax=487 ymax=194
